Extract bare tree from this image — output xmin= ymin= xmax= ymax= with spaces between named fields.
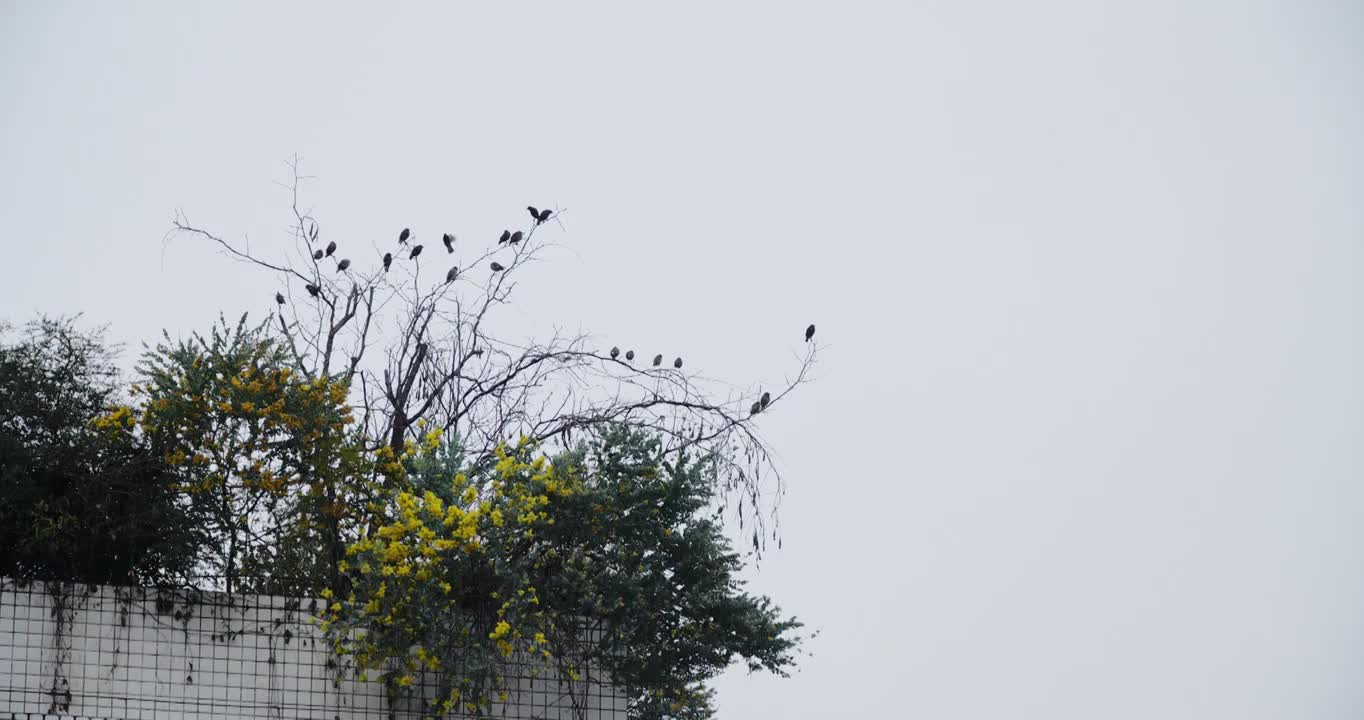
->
xmin=167 ymin=158 xmax=818 ymax=547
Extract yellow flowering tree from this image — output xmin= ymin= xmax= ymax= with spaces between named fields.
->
xmin=136 ymin=314 xmax=370 ymax=593
xmin=323 ymin=428 xmax=804 ymax=720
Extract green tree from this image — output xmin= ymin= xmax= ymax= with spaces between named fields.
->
xmin=0 ymin=317 xmax=201 ymax=584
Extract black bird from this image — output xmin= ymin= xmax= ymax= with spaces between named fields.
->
xmin=409 ymin=245 xmax=423 ymax=260
xmin=446 ymin=266 xmax=459 ymax=284
xmin=313 ymin=249 xmax=324 ymax=261
xmin=399 ymin=228 xmax=411 ymax=245
xmin=275 ymin=292 xmax=285 ymax=305
xmin=337 ymin=258 xmax=351 ymax=272
xmin=750 ymin=401 xmax=762 ymax=416
xmin=610 ymin=346 xmax=620 ymax=359
xmin=325 ymin=241 xmax=337 ymax=257
xmin=490 ymin=262 xmax=505 ymax=272
xmin=653 ymin=354 xmax=663 ymax=367
xmin=443 ymin=233 xmax=455 ymax=253
xmin=305 ymin=283 xmax=321 ymax=298
xmin=509 ymin=231 xmax=523 ymax=245
xmin=673 ymin=357 xmax=683 ymax=369
xmin=625 ymin=350 xmax=635 ymax=361
xmin=527 ymin=206 xmax=540 ymax=222
xmin=805 ymin=323 xmax=816 ymax=342
xmin=499 ymin=230 xmax=511 ymax=245
xmin=537 ymin=208 xmax=552 ymax=223
xmin=760 ymin=391 xmax=771 ymax=409
xmin=382 ymin=252 xmax=392 ymax=271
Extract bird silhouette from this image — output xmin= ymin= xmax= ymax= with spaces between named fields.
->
xmin=750 ymin=401 xmax=762 ymax=416
xmin=409 ymin=245 xmax=423 ymax=260
xmin=537 ymin=208 xmax=552 ymax=223
xmin=673 ymin=357 xmax=683 ymax=369
xmin=499 ymin=230 xmax=511 ymax=245
xmin=610 ymin=346 xmax=620 ymax=359
xmin=399 ymin=228 xmax=411 ymax=245
xmin=625 ymin=350 xmax=635 ymax=362
xmin=805 ymin=324 xmax=816 ymax=342
xmin=275 ymin=292 xmax=285 ymax=305
xmin=490 ymin=262 xmax=505 ymax=272
xmin=443 ymin=233 xmax=455 ymax=253
xmin=527 ymin=206 xmax=540 ymax=222
xmin=382 ymin=252 xmax=392 ymax=271
xmin=306 ymin=283 xmax=321 ymax=297
xmin=509 ymin=231 xmax=523 ymax=245
xmin=760 ymin=391 xmax=771 ymax=408
xmin=336 ymin=258 xmax=351 ymax=272
xmin=313 ymin=249 xmax=324 ymax=261
xmin=325 ymin=241 xmax=337 ymax=257
xmin=653 ymin=354 xmax=663 ymax=366
xmin=446 ymin=266 xmax=459 ymax=284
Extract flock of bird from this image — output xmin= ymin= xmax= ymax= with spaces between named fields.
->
xmin=599 ymin=323 xmax=815 ymax=417
xmin=276 ymin=210 xmax=818 ymax=418
xmin=281 ymin=205 xmax=562 ymax=304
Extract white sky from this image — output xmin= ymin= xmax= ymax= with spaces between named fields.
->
xmin=3 ymin=2 xmax=1362 ymax=717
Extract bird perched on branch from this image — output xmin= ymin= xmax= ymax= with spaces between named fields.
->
xmin=336 ymin=258 xmax=351 ymax=272
xmin=509 ymin=231 xmax=523 ymax=245
xmin=805 ymin=323 xmax=816 ymax=342
xmin=313 ymin=249 xmax=324 ymax=260
xmin=490 ymin=262 xmax=505 ymax=272
xmin=760 ymin=391 xmax=771 ymax=409
xmin=399 ymin=228 xmax=411 ymax=245
xmin=275 ymin=292 xmax=285 ymax=305
xmin=499 ymin=230 xmax=511 ymax=245
xmin=610 ymin=346 xmax=620 ymax=359
xmin=305 ymin=283 xmax=321 ymax=298
xmin=674 ymin=357 xmax=683 ymax=369
xmin=750 ymin=401 xmax=762 ymax=416
xmin=443 ymin=233 xmax=455 ymax=253
xmin=325 ymin=241 xmax=337 ymax=257
xmin=446 ymin=266 xmax=459 ymax=284
xmin=527 ymin=206 xmax=540 ymax=222
xmin=382 ymin=252 xmax=392 ymax=271
xmin=537 ymin=208 xmax=551 ymax=223
xmin=652 ymin=354 xmax=663 ymax=367
xmin=625 ymin=350 xmax=634 ymax=362
xmin=409 ymin=245 xmax=423 ymax=260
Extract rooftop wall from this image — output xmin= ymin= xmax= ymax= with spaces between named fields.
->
xmin=0 ymin=579 xmax=625 ymax=720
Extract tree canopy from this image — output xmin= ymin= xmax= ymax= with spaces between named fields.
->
xmin=0 ymin=168 xmax=820 ymax=719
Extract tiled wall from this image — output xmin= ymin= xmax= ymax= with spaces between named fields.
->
xmin=0 ymin=579 xmax=624 ymax=720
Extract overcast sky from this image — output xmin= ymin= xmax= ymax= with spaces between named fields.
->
xmin=3 ymin=2 xmax=1362 ymax=718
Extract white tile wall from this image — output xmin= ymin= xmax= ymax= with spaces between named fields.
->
xmin=1 ymin=579 xmax=625 ymax=720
